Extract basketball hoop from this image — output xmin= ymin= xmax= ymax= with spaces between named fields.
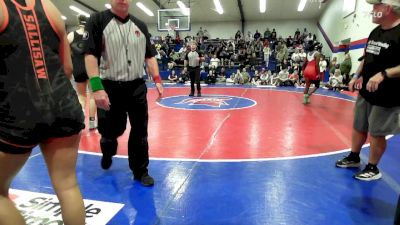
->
xmin=169 ymin=24 xmax=176 ymax=32
xmin=168 ymin=24 xmax=177 ymax=38
xmin=318 ymin=0 xmax=325 ymax=8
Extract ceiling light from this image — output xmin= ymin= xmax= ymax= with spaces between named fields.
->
xmin=213 ymin=0 xmax=223 ymax=14
xmin=260 ymin=0 xmax=266 ymax=13
xmin=136 ymin=2 xmax=154 ymax=17
xmin=105 ymin=4 xmax=111 ymax=9
xmin=297 ymin=0 xmax=307 ymax=12
xmin=61 ymin=15 xmax=67 ymax=20
xmin=69 ymin=5 xmax=90 ymax=17
xmin=177 ymin=1 xmax=190 ymax=16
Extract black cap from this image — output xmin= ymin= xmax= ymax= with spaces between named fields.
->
xmin=78 ymin=15 xmax=87 ymax=25
xmin=312 ymin=42 xmax=323 ymax=51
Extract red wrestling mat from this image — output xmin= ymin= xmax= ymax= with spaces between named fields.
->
xmin=80 ymin=87 xmax=355 ymax=160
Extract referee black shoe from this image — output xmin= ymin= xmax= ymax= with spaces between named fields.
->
xmin=134 ymin=172 xmax=154 ymax=186
xmin=101 ymin=155 xmax=112 ymax=170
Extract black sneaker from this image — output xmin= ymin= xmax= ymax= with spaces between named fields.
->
xmin=134 ymin=173 xmax=154 ymax=186
xmin=197 ymin=92 xmax=202 ymax=97
xmin=335 ymin=156 xmax=360 ymax=168
xmin=354 ymin=166 xmax=382 ymax=181
xmin=101 ymin=155 xmax=112 ymax=170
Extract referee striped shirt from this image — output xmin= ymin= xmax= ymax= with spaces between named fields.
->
xmin=84 ymin=10 xmax=157 ymax=81
xmin=185 ymin=51 xmax=202 ymax=67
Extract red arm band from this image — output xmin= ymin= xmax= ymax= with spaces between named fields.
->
xmin=153 ymin=75 xmax=162 ymax=84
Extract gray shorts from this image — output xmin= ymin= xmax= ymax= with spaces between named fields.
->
xmin=354 ymin=95 xmax=400 ymax=136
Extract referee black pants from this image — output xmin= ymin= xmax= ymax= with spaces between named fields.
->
xmin=188 ymin=67 xmax=201 ymax=94
xmin=98 ymin=79 xmax=149 ymax=177
xmin=395 ymin=195 xmax=400 ymax=225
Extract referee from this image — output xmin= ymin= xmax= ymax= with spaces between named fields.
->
xmin=84 ymin=0 xmax=163 ymax=186
xmin=185 ymin=42 xmax=204 ymax=97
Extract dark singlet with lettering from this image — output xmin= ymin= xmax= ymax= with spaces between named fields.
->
xmin=0 ymin=0 xmax=84 ymax=146
xmin=70 ymin=30 xmax=87 ymax=81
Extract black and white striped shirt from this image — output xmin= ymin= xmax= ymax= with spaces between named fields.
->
xmin=84 ymin=10 xmax=157 ymax=81
xmin=185 ymin=51 xmax=203 ymax=67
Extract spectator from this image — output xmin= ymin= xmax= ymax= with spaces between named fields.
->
xmin=226 ymin=69 xmax=240 ymax=83
xmin=319 ymin=54 xmax=328 ymax=81
xmin=302 ymin=28 xmax=308 ymax=40
xmin=169 ymin=49 xmax=180 ymax=63
xmin=167 ymin=60 xmax=176 ymax=71
xmin=264 ymin=28 xmax=271 ymax=40
xmin=203 ymin=29 xmax=210 ymax=40
xmin=260 ymin=69 xmax=270 ymax=85
xmin=217 ymin=67 xmax=227 ymax=82
xmin=254 ymin=29 xmax=261 ymax=40
xmin=329 ymin=56 xmax=338 ymax=75
xmin=235 ymin=30 xmax=242 ymax=40
xmin=286 ymin=36 xmax=294 ymax=48
xmin=271 ymin=28 xmax=277 ymax=41
xmin=168 ymin=70 xmax=178 ymax=82
xmin=184 ymin=33 xmax=193 ymax=43
xmin=299 ymin=48 xmax=307 ymax=70
xmin=340 ymin=53 xmax=352 ymax=85
xmin=291 ymin=48 xmax=301 ymax=64
xmin=275 ymin=68 xmax=291 ymax=86
xmin=209 ymin=54 xmax=221 ymax=70
xmin=326 ymin=69 xmax=343 ymax=91
xmin=250 ymin=70 xmax=261 ymax=85
xmin=178 ymin=67 xmax=190 ymax=83
xmin=289 ymin=70 xmax=300 ymax=87
xmin=239 ymin=68 xmax=251 ymax=84
xmin=246 ymin=31 xmax=253 ymax=42
xmin=205 ymin=70 xmax=217 ymax=84
xmin=294 ymin=28 xmax=301 ymax=38
xmin=254 ymin=40 xmax=263 ymax=57
xmin=263 ymin=43 xmax=271 ymax=67
xmin=197 ymin=26 xmax=204 ymax=38
xmin=276 ymin=46 xmax=288 ymax=68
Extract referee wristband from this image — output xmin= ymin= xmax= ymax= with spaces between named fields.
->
xmin=89 ymin=76 xmax=104 ymax=92
xmin=381 ymin=70 xmax=388 ymax=79
xmin=353 ymin=73 xmax=360 ymax=79
xmin=153 ymin=76 xmax=162 ymax=84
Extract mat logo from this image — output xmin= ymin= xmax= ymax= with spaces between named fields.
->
xmin=10 ymin=189 xmax=124 ymax=225
xmin=158 ymin=95 xmax=257 ymax=110
xmin=177 ymin=97 xmax=232 ymax=107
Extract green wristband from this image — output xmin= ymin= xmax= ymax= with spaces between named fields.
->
xmin=89 ymin=76 xmax=104 ymax=92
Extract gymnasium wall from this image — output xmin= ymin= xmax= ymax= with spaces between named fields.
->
xmin=316 ymin=0 xmax=377 ymax=73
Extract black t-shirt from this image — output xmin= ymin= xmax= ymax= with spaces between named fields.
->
xmin=360 ymin=24 xmax=400 ymax=107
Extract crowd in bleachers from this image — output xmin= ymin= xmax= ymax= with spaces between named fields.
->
xmin=153 ymin=26 xmax=353 ymax=91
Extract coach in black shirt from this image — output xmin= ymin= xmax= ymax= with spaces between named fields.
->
xmin=84 ymin=0 xmax=163 ymax=186
xmin=336 ymin=0 xmax=400 ymax=181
